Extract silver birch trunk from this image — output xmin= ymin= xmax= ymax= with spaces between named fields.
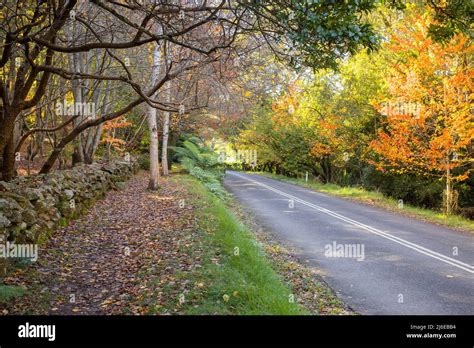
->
xmin=147 ymin=43 xmax=162 ymax=189
xmin=161 ymin=83 xmax=171 ymax=176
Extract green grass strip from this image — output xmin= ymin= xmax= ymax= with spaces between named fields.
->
xmin=175 ymin=174 xmax=306 ymax=315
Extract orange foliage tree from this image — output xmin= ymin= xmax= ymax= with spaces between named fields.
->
xmin=101 ymin=116 xmax=133 ymax=154
xmin=369 ymin=13 xmax=473 ymax=214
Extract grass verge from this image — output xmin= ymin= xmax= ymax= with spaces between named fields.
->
xmin=170 ymin=174 xmax=305 ymax=314
xmin=226 ymin=199 xmax=353 ymax=315
xmin=253 ymin=172 xmax=474 ymax=233
xmin=159 ymin=174 xmax=351 ymax=315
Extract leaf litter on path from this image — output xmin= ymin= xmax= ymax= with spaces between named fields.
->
xmin=1 ymin=171 xmax=196 ymax=315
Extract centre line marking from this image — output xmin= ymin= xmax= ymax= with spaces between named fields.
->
xmin=229 ymin=172 xmax=474 ymax=274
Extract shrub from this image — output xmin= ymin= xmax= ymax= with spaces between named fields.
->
xmin=172 ymin=136 xmax=227 ymax=199
xmin=138 ymin=155 xmax=150 ymax=170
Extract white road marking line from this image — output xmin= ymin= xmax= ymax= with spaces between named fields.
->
xmin=229 ymin=172 xmax=474 ymax=274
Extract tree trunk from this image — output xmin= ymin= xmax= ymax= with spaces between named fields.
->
xmin=167 ymin=131 xmax=177 ymax=170
xmin=69 ymin=26 xmax=86 ymax=166
xmin=161 ymin=45 xmax=172 ymax=176
xmin=147 ymin=106 xmax=160 ymax=190
xmin=0 ymin=114 xmax=21 ymax=181
xmin=161 ymin=98 xmax=171 ymax=176
xmin=445 ymin=165 xmax=452 ymax=216
xmin=40 ymin=148 xmax=62 ymax=174
xmin=83 ymin=56 xmax=110 ymax=164
xmin=1 ymin=136 xmax=17 ymax=181
xmin=0 ymin=108 xmax=20 ymax=180
xmin=147 ymin=42 xmax=162 ymax=189
xmin=321 ymin=156 xmax=332 ymax=183
xmin=71 ymin=86 xmax=85 ymax=166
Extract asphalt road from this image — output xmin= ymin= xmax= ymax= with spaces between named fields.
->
xmin=224 ymin=171 xmax=474 ymax=315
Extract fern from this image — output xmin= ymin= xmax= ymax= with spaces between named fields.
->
xmin=172 ymin=136 xmax=227 ymax=199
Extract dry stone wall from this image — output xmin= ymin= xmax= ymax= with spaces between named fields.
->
xmin=0 ymin=160 xmax=139 ymax=245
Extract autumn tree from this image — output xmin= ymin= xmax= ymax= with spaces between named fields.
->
xmin=0 ymin=0 xmax=382 ymax=184
xmin=369 ymin=12 xmax=473 ymax=215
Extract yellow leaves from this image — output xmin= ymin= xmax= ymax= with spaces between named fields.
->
xmin=222 ymin=291 xmax=239 ymax=303
xmin=271 ymin=84 xmax=302 ymax=125
xmin=454 ymin=173 xmax=470 ymax=182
